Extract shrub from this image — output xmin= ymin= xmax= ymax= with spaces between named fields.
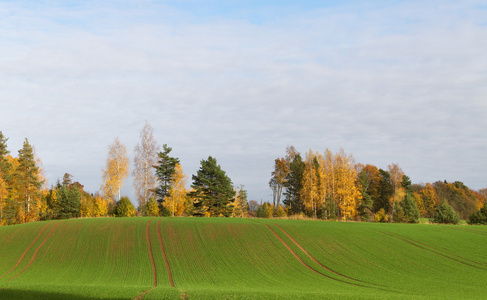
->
xmin=115 ymin=196 xmax=136 ymax=217
xmin=256 ymin=202 xmax=272 ymax=218
xmin=468 ymin=203 xmax=487 ymax=225
xmin=431 ymin=200 xmax=460 ymax=224
xmin=374 ymin=208 xmax=389 ymax=223
xmin=146 ymin=197 xmax=160 ymax=217
xmin=274 ymin=205 xmax=287 ymax=218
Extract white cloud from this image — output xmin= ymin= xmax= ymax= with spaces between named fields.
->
xmin=0 ymin=1 xmax=486 ymax=203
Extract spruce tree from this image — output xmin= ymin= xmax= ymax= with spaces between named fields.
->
xmin=189 ymin=156 xmax=235 ymax=217
xmin=16 ymin=138 xmax=42 ymax=219
xmin=154 ymin=144 xmax=180 ymax=212
xmin=431 ymin=200 xmax=460 ymax=224
xmin=283 ymin=154 xmax=305 ymax=214
xmin=393 ymin=193 xmax=420 ymax=223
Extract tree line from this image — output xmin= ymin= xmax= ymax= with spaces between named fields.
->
xmin=267 ymin=146 xmax=487 ymax=224
xmin=0 ymin=123 xmax=249 ymax=226
xmin=1 ymin=127 xmax=486 ymax=226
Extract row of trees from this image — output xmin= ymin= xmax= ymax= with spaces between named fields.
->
xmin=100 ymin=122 xmax=248 ymax=218
xmin=268 ymin=146 xmax=486 ymax=223
xmin=0 ymin=132 xmax=46 ymax=225
xmin=1 ymin=126 xmax=485 ymax=225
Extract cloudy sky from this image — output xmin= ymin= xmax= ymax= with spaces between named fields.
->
xmin=1 ymin=0 xmax=486 ymax=203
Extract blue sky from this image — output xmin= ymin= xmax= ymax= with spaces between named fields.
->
xmin=1 ymin=0 xmax=486 ymax=204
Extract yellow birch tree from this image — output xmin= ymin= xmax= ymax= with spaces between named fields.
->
xmin=102 ymin=137 xmax=129 ymax=202
xmin=301 ymin=150 xmax=320 ymax=218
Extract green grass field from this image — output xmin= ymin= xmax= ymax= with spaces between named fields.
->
xmin=0 ymin=217 xmax=486 ymax=299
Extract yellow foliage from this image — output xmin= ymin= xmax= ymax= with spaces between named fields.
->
xmin=164 ymin=164 xmax=188 ymax=216
xmin=374 ymin=208 xmax=389 ymax=223
xmin=101 ymin=138 xmax=129 ymax=201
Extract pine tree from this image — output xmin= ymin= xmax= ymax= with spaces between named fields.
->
xmin=189 ymin=156 xmax=235 ymax=217
xmin=154 ymin=144 xmax=180 ymax=211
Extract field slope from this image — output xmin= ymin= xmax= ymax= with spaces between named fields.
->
xmin=0 ymin=217 xmax=486 ymax=299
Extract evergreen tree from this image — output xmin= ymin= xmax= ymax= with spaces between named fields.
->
xmin=374 ymin=169 xmax=393 ymax=214
xmin=16 ymin=139 xmax=43 ymax=221
xmin=283 ymin=153 xmax=305 ymax=214
xmin=189 ymin=156 xmax=235 ymax=217
xmin=393 ymin=193 xmax=420 ymax=223
xmin=468 ymin=203 xmax=487 ymax=225
xmin=0 ymin=131 xmax=11 ymax=178
xmin=431 ymin=200 xmax=460 ymax=225
xmin=57 ymin=184 xmax=81 ymax=219
xmin=401 ymin=175 xmax=413 ymax=194
xmin=0 ymin=131 xmax=10 ymax=225
xmin=154 ymin=144 xmax=180 ymax=212
xmin=358 ymin=192 xmax=373 ymax=222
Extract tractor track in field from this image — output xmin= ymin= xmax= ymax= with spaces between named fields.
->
xmin=274 ymin=224 xmax=381 ymax=286
xmin=380 ymin=231 xmax=487 ymax=270
xmin=393 ymin=233 xmax=487 ymax=267
xmin=8 ymin=223 xmax=59 ymax=281
xmin=0 ymin=221 xmax=53 ymax=280
xmin=133 ymin=218 xmax=158 ymax=300
xmin=158 ymin=218 xmax=175 ymax=288
xmin=264 ymin=224 xmax=367 ymax=288
xmin=147 ymin=218 xmax=157 ymax=288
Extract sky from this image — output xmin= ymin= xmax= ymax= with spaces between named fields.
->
xmin=1 ymin=0 xmax=486 ymax=204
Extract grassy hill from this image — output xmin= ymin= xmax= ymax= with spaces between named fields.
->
xmin=0 ymin=217 xmax=486 ymax=299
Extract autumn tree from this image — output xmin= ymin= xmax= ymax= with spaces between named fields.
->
xmin=146 ymin=197 xmax=160 ymax=216
xmin=133 ymin=122 xmax=159 ymax=215
xmin=102 ymin=137 xmax=129 ymax=202
xmin=164 ymin=163 xmax=188 ymax=217
xmin=115 ymin=196 xmax=136 ymax=217
xmin=388 ymin=163 xmax=405 ymax=198
xmin=154 ymin=144 xmax=180 ymax=212
xmin=0 ymin=132 xmax=10 ymax=225
xmin=233 ymin=185 xmax=248 ymax=218
xmin=189 ymin=156 xmax=235 ymax=217
xmin=269 ymin=158 xmax=289 ymax=208
xmin=414 ymin=183 xmax=439 ymax=217
xmin=334 ymin=149 xmax=360 ymax=220
xmin=301 ymin=150 xmax=321 ymax=218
